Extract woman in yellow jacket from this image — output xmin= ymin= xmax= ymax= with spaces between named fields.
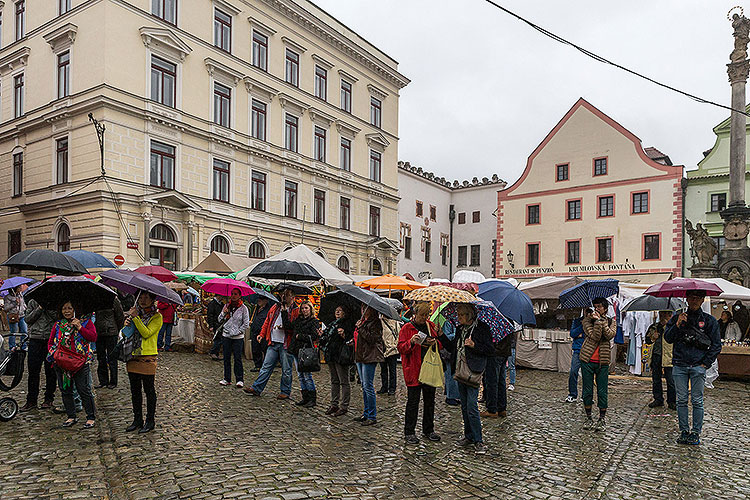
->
xmin=124 ymin=292 xmax=162 ymax=434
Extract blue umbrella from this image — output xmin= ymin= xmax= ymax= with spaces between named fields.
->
xmin=62 ymin=250 xmax=116 ymax=269
xmin=0 ymin=276 xmax=35 ymax=293
xmin=477 ymin=280 xmax=536 ymax=325
xmin=559 ymin=279 xmax=619 ymax=309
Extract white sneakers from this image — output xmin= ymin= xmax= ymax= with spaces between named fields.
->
xmin=236 ymin=381 xmax=244 ymax=388
xmin=508 ymin=385 xmax=515 ymax=391
xmin=219 ymin=380 xmax=229 ymax=386
xmin=564 ymin=395 xmax=577 ymax=403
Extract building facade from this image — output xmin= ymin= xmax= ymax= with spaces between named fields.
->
xmin=0 ymin=0 xmax=408 ymax=277
xmin=397 ymin=161 xmax=505 ymax=281
xmin=496 ymin=98 xmax=684 ymax=284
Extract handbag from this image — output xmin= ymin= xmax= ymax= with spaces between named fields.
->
xmin=454 ymin=351 xmax=483 ymax=388
xmin=338 ymin=342 xmax=355 ymax=365
xmin=114 ymin=322 xmax=141 ymax=363
xmin=418 ymin=343 xmax=444 ymax=388
xmin=53 ymin=337 xmax=86 ymax=374
xmin=7 ymin=313 xmax=19 ymax=324
xmin=298 ymin=338 xmax=321 ymax=372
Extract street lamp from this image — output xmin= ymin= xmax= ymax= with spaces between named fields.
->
xmin=507 ymin=250 xmax=514 ymax=269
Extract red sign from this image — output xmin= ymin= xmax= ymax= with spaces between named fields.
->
xmin=127 ymin=242 xmax=139 ymax=250
xmin=113 ymin=255 xmax=125 ymax=266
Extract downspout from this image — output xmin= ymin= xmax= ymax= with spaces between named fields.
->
xmin=681 ymin=177 xmax=687 ymax=277
xmin=449 ymin=204 xmax=455 ymax=279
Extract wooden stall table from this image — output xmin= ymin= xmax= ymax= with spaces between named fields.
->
xmin=718 ymin=344 xmax=750 ymax=377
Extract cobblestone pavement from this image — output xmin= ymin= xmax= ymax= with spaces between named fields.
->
xmin=1 ymin=352 xmax=749 ymax=499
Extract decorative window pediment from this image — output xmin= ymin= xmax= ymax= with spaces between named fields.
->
xmin=366 ymin=132 xmax=390 ymax=151
xmin=338 ymin=69 xmax=358 ymax=83
xmin=312 ymin=54 xmax=334 ymax=70
xmin=43 ymin=23 xmax=78 ymax=52
xmin=336 ymin=119 xmax=361 ymax=138
xmin=367 ymin=84 xmax=388 ymax=100
xmin=309 ymin=107 xmax=335 ymax=128
xmin=243 ymin=76 xmax=277 ymax=103
xmin=248 ymin=16 xmax=276 ymax=36
xmin=140 ymin=27 xmax=192 ymax=61
xmin=214 ymin=0 xmax=241 ymax=16
xmin=0 ymin=47 xmax=30 ymax=76
xmin=282 ymin=36 xmax=307 ymax=53
xmin=277 ymin=92 xmax=308 ymax=115
xmin=205 ymin=57 xmax=243 ymax=86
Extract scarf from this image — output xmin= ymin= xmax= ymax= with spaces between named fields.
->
xmin=137 ymin=302 xmax=157 ymax=326
xmin=53 ymin=318 xmax=91 ymax=389
xmin=228 ymin=298 xmax=242 ymax=317
xmin=457 ymin=319 xmax=478 ymax=358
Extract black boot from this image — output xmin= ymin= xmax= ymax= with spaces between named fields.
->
xmin=139 ymin=420 xmax=155 ymax=433
xmin=295 ymin=390 xmax=309 ymax=406
xmin=126 ymin=417 xmax=143 ymax=432
xmin=303 ymin=390 xmax=317 ymax=408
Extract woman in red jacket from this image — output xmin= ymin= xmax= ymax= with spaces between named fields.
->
xmin=157 ymin=301 xmax=176 ymax=351
xmin=397 ymin=301 xmax=442 ymax=444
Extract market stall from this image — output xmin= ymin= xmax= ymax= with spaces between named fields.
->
xmin=517 ymin=328 xmax=572 ymax=373
xmin=718 ymin=342 xmax=750 ymax=377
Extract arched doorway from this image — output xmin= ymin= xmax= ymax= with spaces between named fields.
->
xmin=149 ymin=223 xmax=177 ymax=270
xmin=371 ymin=258 xmax=383 ymax=276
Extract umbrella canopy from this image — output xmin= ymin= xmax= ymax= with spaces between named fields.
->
xmin=441 ymin=300 xmax=516 ymax=341
xmin=329 ymin=284 xmax=399 ymax=320
xmin=319 ymin=289 xmax=362 ymax=325
xmin=186 ymin=286 xmax=200 ymax=297
xmin=644 ymin=278 xmax=723 ymax=298
xmin=2 ymin=249 xmax=88 ymax=275
xmin=478 ymin=281 xmax=536 ymax=325
xmin=201 ymin=278 xmax=254 ymax=297
xmin=166 ymin=281 xmax=188 ymax=292
xmin=404 ymin=285 xmax=476 ymax=304
xmin=247 ymin=287 xmax=279 ymax=303
xmin=0 ymin=276 xmax=35 ymax=293
xmin=174 ymin=271 xmax=223 ymax=284
xmin=135 ymin=265 xmax=177 ymax=283
xmin=25 ymin=276 xmax=116 ymax=315
xmin=62 ymin=250 xmax=116 ymax=269
xmin=247 ymin=259 xmax=322 ymax=281
xmin=356 ymin=274 xmax=427 ymax=291
xmin=100 ymin=269 xmax=183 ymax=305
xmin=235 ymin=244 xmax=352 ymax=285
xmin=621 ymin=295 xmax=686 ymax=313
xmin=274 ymin=282 xmax=315 ymax=295
xmin=559 ymin=279 xmax=619 ymax=309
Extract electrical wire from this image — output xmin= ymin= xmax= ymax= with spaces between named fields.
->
xmin=482 ymin=0 xmax=750 ymax=117
xmin=102 ymin=176 xmax=147 ymax=262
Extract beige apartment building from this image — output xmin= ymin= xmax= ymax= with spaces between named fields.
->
xmin=0 ymin=0 xmax=408 ymax=275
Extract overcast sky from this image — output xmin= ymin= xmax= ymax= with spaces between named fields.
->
xmin=313 ymin=0 xmax=740 ymax=184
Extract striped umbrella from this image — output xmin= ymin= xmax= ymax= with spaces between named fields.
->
xmin=558 ymin=279 xmax=619 ymax=309
xmin=404 ymin=285 xmax=476 ymax=304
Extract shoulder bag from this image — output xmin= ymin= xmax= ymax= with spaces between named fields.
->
xmin=53 ymin=333 xmax=87 ymax=374
xmin=298 ymin=337 xmax=321 ymax=372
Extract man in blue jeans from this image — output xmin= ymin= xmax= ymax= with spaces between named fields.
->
xmin=566 ymin=309 xmax=590 ymax=402
xmin=664 ymin=290 xmax=721 ymax=446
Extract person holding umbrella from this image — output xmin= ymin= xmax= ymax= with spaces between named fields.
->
xmin=353 ymin=304 xmax=384 ymax=426
xmin=579 ymin=297 xmax=617 ymax=431
xmin=320 ymin=305 xmax=355 ymax=416
xmin=288 ymin=301 xmax=321 ymax=407
xmin=249 ymin=296 xmax=272 ymax=371
xmin=218 ymin=288 xmax=250 ymax=388
xmin=94 ymin=295 xmax=125 ymax=389
xmin=206 ymin=293 xmax=225 ymax=361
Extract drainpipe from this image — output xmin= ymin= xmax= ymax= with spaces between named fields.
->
xmin=449 ymin=204 xmax=455 ymax=279
xmin=681 ymin=177 xmax=687 ymax=277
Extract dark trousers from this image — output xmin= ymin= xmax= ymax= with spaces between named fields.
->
xmin=222 ymin=337 xmax=244 ymax=383
xmin=251 ymin=333 xmax=266 ymax=369
xmin=128 ymin=371 xmax=156 ymax=423
xmin=26 ymin=338 xmax=56 ymax=406
xmin=404 ymin=384 xmax=436 ymax=436
xmin=96 ymin=335 xmax=118 ymax=387
xmin=209 ymin=330 xmax=223 ymax=356
xmin=379 ymin=354 xmax=398 ymax=392
xmin=484 ymin=355 xmax=508 ymax=413
xmin=651 ymin=359 xmax=675 ymax=405
xmin=57 ymin=364 xmax=95 ymax=420
xmin=581 ymin=361 xmax=608 ymax=409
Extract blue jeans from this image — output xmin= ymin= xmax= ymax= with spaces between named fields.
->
xmin=672 ymin=365 xmax=706 ymax=434
xmin=8 ymin=317 xmax=28 ymax=349
xmin=444 ymin=363 xmax=459 ymax=400
xmin=484 ymin=356 xmax=507 ymax=413
xmin=569 ymin=350 xmax=581 ymax=398
xmin=507 ymin=348 xmax=516 ymax=385
xmin=252 ymin=342 xmax=292 ymax=395
xmin=157 ymin=323 xmax=173 ymax=349
xmin=292 ymin=356 xmax=316 ymax=391
xmin=458 ymin=382 xmax=482 ymax=443
xmin=356 ymin=362 xmax=377 ymax=420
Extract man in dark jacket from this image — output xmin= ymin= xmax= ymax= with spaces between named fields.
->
xmin=664 ymin=290 xmax=721 ymax=446
xmin=95 ymin=296 xmax=125 ymax=388
xmin=566 ymin=309 xmax=591 ymax=403
xmin=206 ymin=295 xmax=225 ymax=360
xmin=20 ymin=299 xmax=58 ymax=411
xmin=249 ymin=297 xmax=272 ymax=371
xmin=481 ymin=331 xmax=511 ymax=419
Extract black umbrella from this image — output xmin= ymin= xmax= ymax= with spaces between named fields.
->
xmin=247 ymin=287 xmax=279 ymax=303
xmin=621 ymin=295 xmax=685 ymax=313
xmin=319 ymin=289 xmax=362 ymax=325
xmin=2 ymin=249 xmax=88 ymax=275
xmin=99 ymin=269 xmax=183 ymax=305
xmin=248 ymin=260 xmax=322 ymax=281
xmin=274 ymin=282 xmax=315 ymax=295
xmin=329 ymin=284 xmax=400 ymax=321
xmin=25 ymin=276 xmax=116 ymax=315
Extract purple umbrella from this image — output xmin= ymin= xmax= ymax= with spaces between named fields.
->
xmin=0 ymin=276 xmax=35 ymax=293
xmin=99 ymin=269 xmax=183 ymax=305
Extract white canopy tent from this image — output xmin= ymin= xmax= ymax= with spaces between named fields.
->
xmin=235 ymin=244 xmax=354 ymax=286
xmin=697 ymin=278 xmax=750 ymax=301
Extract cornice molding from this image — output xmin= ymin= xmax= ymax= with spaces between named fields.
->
xmin=335 ymin=119 xmax=360 ymax=138
xmin=244 ymin=76 xmax=277 ymax=102
xmin=281 ymin=36 xmax=307 ymax=53
xmin=277 ymin=92 xmax=309 ymax=115
xmin=43 ymin=23 xmax=78 ymax=53
xmin=338 ymin=69 xmax=358 ymax=83
xmin=205 ymin=57 xmax=243 ymax=86
xmin=248 ymin=16 xmax=277 ymax=36
xmin=367 ymin=84 xmax=388 ymax=100
xmin=308 ymin=107 xmax=335 ymax=128
xmin=0 ymin=47 xmax=30 ymax=76
xmin=140 ymin=26 xmax=192 ymax=61
xmin=213 ymin=0 xmax=241 ymax=16
xmin=311 ymin=53 xmax=334 ymax=70
xmin=365 ymin=132 xmax=390 ymax=151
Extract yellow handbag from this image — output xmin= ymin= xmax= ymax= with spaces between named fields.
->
xmin=418 ymin=343 xmax=445 ymax=388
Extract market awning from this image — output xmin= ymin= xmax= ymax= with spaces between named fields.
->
xmin=192 ymin=252 xmax=259 ymax=275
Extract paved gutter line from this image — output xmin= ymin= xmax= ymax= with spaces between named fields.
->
xmin=95 ymin=394 xmax=133 ymax=500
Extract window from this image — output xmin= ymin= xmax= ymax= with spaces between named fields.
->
xmin=314 ymin=126 xmax=326 ymax=162
xmin=340 ymin=138 xmax=351 ymax=171
xmin=249 ymin=241 xmax=266 ymax=259
xmin=369 ymin=206 xmax=380 ymax=237
xmin=470 ymin=245 xmax=480 ymax=267
xmin=567 ymin=199 xmax=581 ymax=220
xmin=285 ymin=181 xmax=297 ymax=218
xmin=149 ymin=225 xmax=177 ymax=270
xmin=556 ymin=163 xmax=569 ymax=181
xmin=314 ymin=65 xmax=327 ymax=100
xmin=285 ymin=49 xmax=299 ymax=86
xmin=340 ymin=80 xmax=352 ymax=113
xmin=458 ymin=212 xmax=466 ymax=224
xmin=8 ymin=230 xmax=22 ymax=274
xmin=212 ymin=159 xmax=230 ymax=202
xmin=632 ymin=192 xmax=649 ymax=214
xmin=56 ymin=137 xmax=68 ymax=184
xmin=597 ymin=238 xmax=612 ymax=263
xmin=152 ymin=0 xmax=176 ymax=24
xmin=424 ymin=241 xmax=431 ymax=263
xmin=337 ymin=255 xmax=350 ymax=274
xmin=150 ymin=56 xmax=176 ymax=108
xmin=566 ymin=240 xmax=580 ymax=264
xmin=594 ymin=157 xmax=607 ymax=176
xmin=213 ymin=82 xmax=231 ymax=127
xmin=285 ymin=114 xmax=298 ymax=152
xmin=214 ymin=8 xmax=231 ymax=52
xmin=340 ymin=197 xmax=350 ymax=230
xmin=251 ymin=99 xmax=266 ymax=141
xmin=251 ymin=171 xmax=266 ymax=211
xmin=527 ymin=243 xmax=540 ymax=267
xmin=712 ymin=237 xmax=726 ymax=264
xmin=472 ymin=211 xmax=480 ymax=223
xmin=527 ymin=204 xmax=540 ymax=225
xmin=14 ymin=74 xmax=24 ymax=118
xmin=12 ymin=152 xmax=22 ymax=197
xmin=252 ymin=31 xmax=268 ymax=71
xmin=314 ymin=189 xmax=326 ymax=225
xmin=415 ymin=201 xmax=423 ymax=217
xmin=57 ymin=51 xmax=70 ymax=98
xmin=211 ymin=235 xmax=230 ymax=254
xmin=404 ymin=237 xmax=412 ymax=259
xmin=644 ymin=234 xmax=660 ymax=260
xmin=370 ymin=97 xmax=381 ymax=127
xmin=369 ymin=150 xmax=381 ymax=182
xmin=441 ymin=245 xmax=448 ymax=266
xmin=59 ymin=0 xmax=72 ymax=15
xmin=150 ymin=223 xmax=176 ymax=242
xmin=149 ymin=141 xmax=175 ymax=189
xmin=598 ymin=196 xmax=614 ymax=217
xmin=429 ymin=205 xmax=436 ymax=222
xmin=457 ymin=246 xmax=467 ymax=267
xmin=711 ymin=193 xmax=727 ymax=213
xmin=15 ymin=1 xmax=24 ymax=40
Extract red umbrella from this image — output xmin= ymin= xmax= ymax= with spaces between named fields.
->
xmin=644 ymin=278 xmax=723 ymax=298
xmin=135 ymin=265 xmax=177 ymax=283
xmin=201 ymin=278 xmax=254 ymax=297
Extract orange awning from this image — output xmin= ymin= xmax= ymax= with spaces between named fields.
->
xmin=355 ymin=274 xmax=427 ymax=291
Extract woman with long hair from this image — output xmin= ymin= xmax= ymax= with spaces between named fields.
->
xmin=289 ymin=301 xmax=320 ymax=407
xmin=321 ymin=305 xmax=354 ymax=416
xmin=353 ymin=305 xmax=384 ymax=426
xmin=218 ymin=288 xmax=250 ymax=388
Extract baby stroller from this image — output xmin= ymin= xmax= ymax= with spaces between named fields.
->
xmin=0 ymin=333 xmax=28 ymax=421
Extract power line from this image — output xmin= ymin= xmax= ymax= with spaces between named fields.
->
xmin=482 ymin=0 xmax=750 ymax=117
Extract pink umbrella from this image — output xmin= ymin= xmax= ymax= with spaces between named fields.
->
xmin=201 ymin=278 xmax=254 ymax=297
xmin=644 ymin=278 xmax=723 ymax=298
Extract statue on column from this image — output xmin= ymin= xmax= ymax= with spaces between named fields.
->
xmin=685 ymin=220 xmax=718 ymax=265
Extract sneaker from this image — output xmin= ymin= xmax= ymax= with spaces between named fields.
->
xmin=243 ymin=387 xmax=260 ymax=396
xmin=687 ymin=432 xmax=701 ymax=445
xmin=455 ymin=437 xmax=473 ymax=447
xmin=423 ymin=432 xmax=441 ymax=442
xmin=480 ymin=411 xmax=498 ymax=418
xmin=648 ymin=401 xmax=664 ymax=408
xmin=583 ymin=417 xmax=595 ymax=430
xmin=474 ymin=442 xmax=487 ymax=455
xmin=508 ymin=384 xmax=515 ymax=391
xmin=219 ymin=380 xmax=229 ymax=386
xmin=564 ymin=395 xmax=576 ymax=403
xmin=404 ymin=434 xmax=420 ymax=445
xmin=594 ymin=417 xmax=606 ymax=432
xmin=676 ymin=431 xmax=690 ymax=445
xmin=236 ymin=381 xmax=244 ymax=388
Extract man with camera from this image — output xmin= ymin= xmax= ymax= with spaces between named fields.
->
xmin=664 ymin=290 xmax=722 ymax=445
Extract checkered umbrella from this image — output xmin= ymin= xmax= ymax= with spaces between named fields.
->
xmin=404 ymin=285 xmax=476 ymax=304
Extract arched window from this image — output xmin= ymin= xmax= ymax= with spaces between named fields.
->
xmin=248 ymin=241 xmax=266 ymax=259
xmin=283 ymin=245 xmax=295 ymax=252
xmin=371 ymin=258 xmax=383 ymax=276
xmin=57 ymin=224 xmax=70 ymax=252
xmin=150 ymin=224 xmax=176 ymax=242
xmin=210 ymin=235 xmax=230 ymax=254
xmin=337 ymin=255 xmax=349 ymax=274
xmin=149 ymin=224 xmax=177 ymax=270
xmin=315 ymin=250 xmax=325 ymax=259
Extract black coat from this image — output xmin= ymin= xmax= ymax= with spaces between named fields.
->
xmin=288 ymin=315 xmax=320 ymax=357
xmin=321 ymin=318 xmax=354 ymax=364
xmin=95 ymin=296 xmax=125 ymax=337
xmin=439 ymin=320 xmax=495 ymax=374
xmin=206 ymin=298 xmax=224 ymax=331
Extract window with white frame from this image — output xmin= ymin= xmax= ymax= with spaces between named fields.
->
xmin=210 ymin=235 xmax=230 ymax=254
xmin=314 ymin=189 xmax=325 ymax=225
xmin=57 ymin=51 xmax=70 ymax=98
xmin=370 ymin=97 xmax=381 ymax=128
xmin=214 ymin=8 xmax=231 ymax=53
xmin=251 ymin=171 xmax=266 ymax=211
xmin=213 ymin=159 xmax=230 ymax=202
xmin=285 ymin=113 xmax=298 ymax=152
xmin=252 ymin=31 xmax=268 ymax=71
xmin=249 ymin=241 xmax=266 ymax=259
xmin=213 ymin=82 xmax=231 ymax=127
xmin=57 ymin=223 xmax=71 ymax=252
xmin=151 ymin=0 xmax=176 ymax=24
xmin=340 ymin=138 xmax=351 ymax=171
xmin=56 ymin=137 xmax=69 ymax=184
xmin=314 ymin=65 xmax=327 ymax=100
xmin=150 ymin=140 xmax=175 ymax=189
xmin=340 ymin=80 xmax=352 ymax=113
xmin=13 ymin=73 xmax=23 ymax=118
xmin=314 ymin=126 xmax=326 ymax=162
xmin=251 ymin=99 xmax=266 ymax=141
xmin=151 ymin=56 xmax=176 ymax=108
xmin=15 ymin=1 xmax=25 ymax=40
xmin=369 ymin=150 xmax=381 ymax=182
xmin=340 ymin=197 xmax=350 ymax=230
xmin=285 ymin=180 xmax=297 ymax=218
xmin=285 ymin=49 xmax=299 ymax=86
xmin=12 ymin=152 xmax=22 ymax=196
xmin=59 ymin=0 xmax=71 ymax=16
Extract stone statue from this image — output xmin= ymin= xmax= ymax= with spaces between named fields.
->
xmin=731 ymin=13 xmax=750 ymax=63
xmin=728 ymin=266 xmax=745 ymax=285
xmin=685 ymin=219 xmax=718 ymax=265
